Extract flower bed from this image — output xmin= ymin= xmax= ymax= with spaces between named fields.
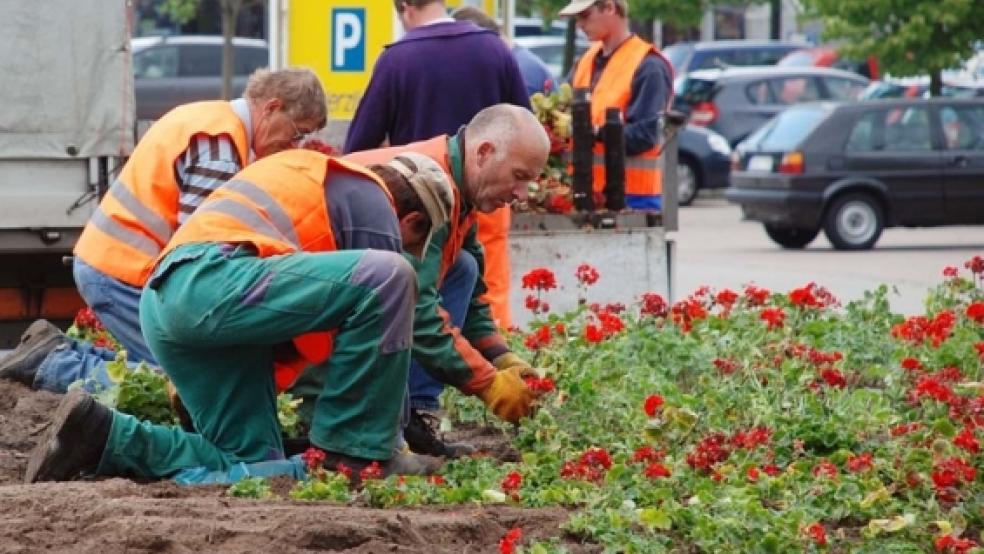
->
xmin=83 ymin=255 xmax=984 ymax=552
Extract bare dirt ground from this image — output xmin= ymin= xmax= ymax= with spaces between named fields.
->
xmin=0 ymin=380 xmax=588 ymax=553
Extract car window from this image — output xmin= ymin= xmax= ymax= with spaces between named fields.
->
xmin=745 ymin=106 xmax=828 ymax=150
xmin=846 ymin=107 xmax=932 ymax=152
xmin=179 ymin=44 xmax=222 ymax=77
xmin=777 ymin=50 xmax=814 ymax=67
xmin=234 ymin=46 xmax=268 ymax=76
xmin=941 ymin=105 xmax=984 ymax=150
xmin=662 ymin=43 xmax=693 ymax=73
xmin=529 ymin=45 xmax=563 ymax=69
xmin=676 ymin=77 xmax=717 ymax=104
xmin=745 ymin=81 xmax=775 ymax=105
xmin=769 ymin=77 xmax=822 ymax=104
xmin=133 ymin=45 xmax=178 ymax=79
xmin=824 ymin=77 xmax=866 ymax=101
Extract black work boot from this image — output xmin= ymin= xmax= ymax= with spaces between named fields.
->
xmin=404 ymin=409 xmax=476 ymax=459
xmin=0 ymin=320 xmax=67 ymax=385
xmin=25 ymin=389 xmax=112 ymax=483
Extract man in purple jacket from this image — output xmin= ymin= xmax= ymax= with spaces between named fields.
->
xmin=343 ymin=0 xmax=533 ymax=460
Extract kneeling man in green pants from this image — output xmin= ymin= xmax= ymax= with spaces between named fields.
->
xmin=26 ymin=149 xmax=455 ymax=483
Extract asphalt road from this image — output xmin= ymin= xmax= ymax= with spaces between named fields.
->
xmin=670 ymin=195 xmax=984 ymax=315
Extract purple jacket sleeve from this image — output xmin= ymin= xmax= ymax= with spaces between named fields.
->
xmin=343 ymin=56 xmax=393 ymax=154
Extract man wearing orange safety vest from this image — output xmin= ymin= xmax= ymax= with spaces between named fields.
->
xmin=334 ymin=104 xmax=550 ymax=458
xmin=559 ymin=0 xmax=673 ymax=210
xmin=0 ymin=69 xmax=328 ymax=393
xmin=26 ymin=151 xmax=460 ymax=484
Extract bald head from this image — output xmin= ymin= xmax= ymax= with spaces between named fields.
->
xmin=465 ymin=104 xmax=550 ymax=159
xmin=462 ymin=104 xmax=549 ymax=213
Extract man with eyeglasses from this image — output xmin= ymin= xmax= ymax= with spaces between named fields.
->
xmin=0 ymin=68 xmax=327 ymax=395
xmin=559 ymin=0 xmax=673 ymax=211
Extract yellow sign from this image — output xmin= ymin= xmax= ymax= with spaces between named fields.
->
xmin=287 ymin=0 xmax=499 ymax=120
xmin=287 ymin=0 xmax=395 ymax=120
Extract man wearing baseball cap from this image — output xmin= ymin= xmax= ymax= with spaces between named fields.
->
xmin=559 ymin=0 xmax=673 ymax=211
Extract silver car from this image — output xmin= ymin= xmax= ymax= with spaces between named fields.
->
xmin=133 ymin=35 xmax=268 ymax=121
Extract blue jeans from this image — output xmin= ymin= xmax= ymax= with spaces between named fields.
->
xmin=33 ymin=257 xmax=156 ymax=392
xmin=408 ymin=251 xmax=479 ymax=411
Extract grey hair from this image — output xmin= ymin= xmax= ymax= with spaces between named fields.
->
xmin=245 ymin=67 xmax=328 ymax=130
xmin=465 ymin=104 xmax=549 ymax=161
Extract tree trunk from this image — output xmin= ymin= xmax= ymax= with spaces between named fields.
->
xmin=770 ymin=0 xmax=781 ymax=40
xmin=220 ymin=0 xmax=242 ymax=100
xmin=929 ymin=68 xmax=943 ymax=97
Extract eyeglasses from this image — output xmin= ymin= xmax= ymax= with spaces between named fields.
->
xmin=285 ymin=114 xmax=306 ymax=144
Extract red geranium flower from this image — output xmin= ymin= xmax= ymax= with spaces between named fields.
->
xmin=501 ymin=471 xmax=522 ymax=500
xmin=575 ymin=263 xmax=600 ymax=286
xmin=813 ymin=458 xmax=839 ymax=480
xmin=301 ymin=447 xmax=326 ymax=471
xmin=806 ymin=522 xmax=827 ymax=547
xmin=744 ymin=285 xmax=771 ymax=306
xmin=942 ymin=266 xmax=959 ymax=278
xmin=846 ymin=452 xmax=874 ymax=473
xmin=936 ymin=534 xmax=977 ymax=553
xmin=965 ymin=255 xmax=984 ymax=275
xmin=643 ymin=394 xmax=664 ymax=417
xmin=640 ymin=293 xmax=668 ymax=318
xmin=499 ymin=527 xmax=523 ymax=554
xmin=966 ymin=302 xmax=984 ymax=324
xmin=954 ymin=427 xmax=980 ymax=454
xmin=644 ymin=462 xmax=671 ymax=479
xmin=900 ymin=357 xmax=923 ymax=371
xmin=521 ymin=268 xmax=557 ymax=291
xmin=760 ymin=307 xmax=786 ymax=329
xmin=819 ymin=368 xmax=847 ymax=389
xmin=359 ymin=461 xmax=384 ymax=481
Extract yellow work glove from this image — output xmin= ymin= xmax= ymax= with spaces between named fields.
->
xmin=477 ymin=366 xmax=538 ymax=424
xmin=492 ymin=352 xmax=535 ymax=376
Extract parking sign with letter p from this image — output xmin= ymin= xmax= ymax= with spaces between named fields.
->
xmin=331 ymin=8 xmax=365 ymax=71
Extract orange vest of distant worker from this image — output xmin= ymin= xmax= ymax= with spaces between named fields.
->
xmin=74 ymin=101 xmax=249 ymax=287
xmin=159 ymin=149 xmax=393 ymax=391
xmin=344 ymin=136 xmax=478 ymax=294
xmin=572 ymin=36 xmax=668 ymax=199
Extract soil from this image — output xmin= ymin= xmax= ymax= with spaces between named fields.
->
xmin=0 ymin=380 xmax=592 ymax=553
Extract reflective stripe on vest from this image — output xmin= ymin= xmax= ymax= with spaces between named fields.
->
xmin=73 ymin=101 xmax=249 ymax=286
xmin=572 ymin=36 xmax=669 ymax=198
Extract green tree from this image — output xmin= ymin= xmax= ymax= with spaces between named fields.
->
xmin=800 ymin=0 xmax=983 ymax=96
xmin=158 ymin=0 xmax=265 ymax=100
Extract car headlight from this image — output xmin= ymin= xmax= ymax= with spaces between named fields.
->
xmin=707 ymin=133 xmax=732 ymax=156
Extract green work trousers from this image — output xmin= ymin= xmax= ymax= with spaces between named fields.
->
xmin=97 ymin=243 xmax=416 ymax=478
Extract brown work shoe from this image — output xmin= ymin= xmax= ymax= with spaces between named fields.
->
xmin=320 ymin=449 xmax=444 ymax=482
xmin=404 ymin=409 xmax=476 ymax=459
xmin=0 ymin=320 xmax=66 ymax=385
xmin=25 ymin=389 xmax=112 ymax=483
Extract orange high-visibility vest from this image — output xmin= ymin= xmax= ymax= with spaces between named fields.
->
xmin=160 ymin=149 xmax=393 ymax=391
xmin=74 ymin=101 xmax=249 ymax=287
xmin=349 ymin=139 xmax=511 ymax=328
xmin=344 ymin=136 xmax=476 ymax=288
xmin=572 ymin=35 xmax=670 ymax=200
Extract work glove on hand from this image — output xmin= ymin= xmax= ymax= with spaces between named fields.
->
xmin=479 ymin=353 xmax=540 ymax=424
xmin=492 ymin=352 xmax=536 ymax=376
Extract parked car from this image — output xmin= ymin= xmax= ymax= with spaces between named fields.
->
xmin=133 ymin=35 xmax=268 ymax=121
xmin=726 ymin=98 xmax=984 ymax=250
xmin=860 ymin=76 xmax=984 ymax=101
xmin=674 ymin=66 xmax=869 ymax=145
xmin=662 ymin=40 xmax=805 ymax=75
xmin=511 ymin=17 xmax=568 ymax=37
xmin=777 ymin=46 xmax=880 ymax=79
xmin=513 ymin=36 xmax=591 ymax=79
xmin=675 ymin=125 xmax=732 ymax=205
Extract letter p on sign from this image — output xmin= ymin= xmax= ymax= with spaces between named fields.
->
xmin=331 ymin=8 xmax=365 ymax=72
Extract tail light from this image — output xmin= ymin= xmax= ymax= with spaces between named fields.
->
xmin=778 ymin=151 xmax=804 ymax=175
xmin=730 ymin=152 xmax=742 ymax=171
xmin=689 ymin=102 xmax=719 ymax=126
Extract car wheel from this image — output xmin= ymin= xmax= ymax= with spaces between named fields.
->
xmin=677 ymin=158 xmax=700 ymax=206
xmin=763 ymin=224 xmax=820 ymax=249
xmin=823 ymin=192 xmax=884 ymax=250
